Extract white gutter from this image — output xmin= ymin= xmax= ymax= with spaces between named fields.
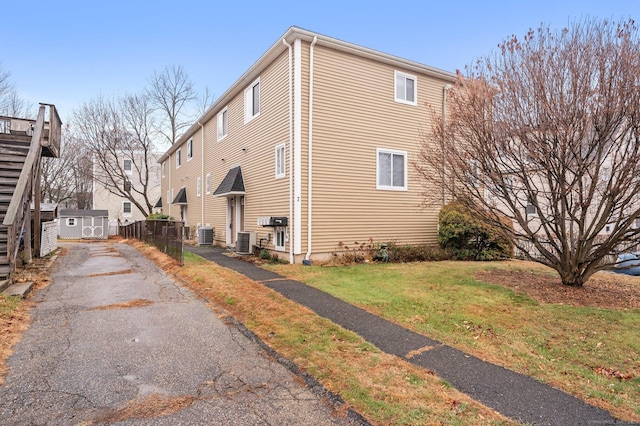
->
xmin=283 ymin=37 xmax=294 ymax=264
xmin=293 ymin=38 xmax=302 ymax=258
xmin=198 ymin=121 xmax=205 ymax=227
xmin=305 ymin=36 xmax=317 ymax=261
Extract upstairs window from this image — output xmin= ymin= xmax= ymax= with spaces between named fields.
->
xmin=205 ymin=173 xmax=211 ymax=194
xmin=244 ymin=78 xmax=260 ymax=123
xmin=217 ymin=107 xmax=228 ymax=141
xmin=161 ymin=161 xmax=166 ymax=178
xmin=123 ymin=201 xmax=132 ymax=217
xmin=196 ymin=177 xmax=201 ymax=197
xmin=123 ymin=159 xmax=132 ymax=174
xmin=377 ymin=148 xmax=407 ymax=190
xmin=187 ymin=139 xmax=193 ymax=161
xmin=275 ymin=143 xmax=286 ymax=178
xmin=394 ymin=71 xmax=417 ymax=105
xmin=124 ymin=179 xmax=131 ymax=192
xmin=176 ymin=148 xmax=182 ymax=168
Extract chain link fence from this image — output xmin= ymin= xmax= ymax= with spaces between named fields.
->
xmin=119 ymin=220 xmax=184 ymax=266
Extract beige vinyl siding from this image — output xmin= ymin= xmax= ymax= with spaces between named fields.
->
xmin=199 ymin=50 xmax=292 ymax=248
xmin=309 ymin=45 xmax=445 ymax=255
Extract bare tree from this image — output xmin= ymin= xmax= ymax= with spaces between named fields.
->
xmin=195 ymin=86 xmax=216 ymax=117
xmin=0 ymin=63 xmax=33 ymax=118
xmin=417 ymin=18 xmax=640 ymax=287
xmin=72 ymin=94 xmax=159 ymax=217
xmin=41 ymin=130 xmax=93 ymax=209
xmin=147 ymin=64 xmax=196 ymax=146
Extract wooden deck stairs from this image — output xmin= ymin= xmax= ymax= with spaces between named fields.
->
xmin=0 ymin=105 xmax=61 ymax=292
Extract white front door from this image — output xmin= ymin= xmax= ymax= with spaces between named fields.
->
xmin=226 ymin=196 xmax=245 ymax=247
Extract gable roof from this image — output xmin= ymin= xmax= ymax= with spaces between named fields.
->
xmin=158 ymin=26 xmax=455 ymax=163
xmin=213 ymin=166 xmax=245 ymax=197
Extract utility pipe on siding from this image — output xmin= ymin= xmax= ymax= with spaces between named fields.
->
xmin=283 ymin=37 xmax=294 ymax=264
xmin=305 ymin=36 xmax=317 ymax=261
xmin=198 ymin=121 xmax=205 ymax=228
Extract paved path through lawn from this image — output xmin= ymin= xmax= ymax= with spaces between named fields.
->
xmin=187 ymin=245 xmax=638 ymax=426
xmin=0 ymin=242 xmax=364 ymax=425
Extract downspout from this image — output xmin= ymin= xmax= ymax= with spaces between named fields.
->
xmin=293 ymin=39 xmax=302 ymax=259
xmin=283 ymin=37 xmax=294 ymax=264
xmin=305 ymin=36 xmax=317 ymax=261
xmin=198 ymin=121 xmax=205 ymax=228
xmin=442 ymin=84 xmax=452 ymax=206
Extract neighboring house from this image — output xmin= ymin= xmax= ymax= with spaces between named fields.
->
xmin=92 ymin=152 xmax=162 ymax=234
xmin=158 ymin=26 xmax=455 ymax=263
xmin=58 ymin=209 xmax=109 ymax=240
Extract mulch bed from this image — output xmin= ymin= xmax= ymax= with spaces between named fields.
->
xmin=475 ymin=269 xmax=640 ymax=310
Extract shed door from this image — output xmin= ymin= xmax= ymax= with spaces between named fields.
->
xmin=82 ymin=216 xmax=104 ymax=239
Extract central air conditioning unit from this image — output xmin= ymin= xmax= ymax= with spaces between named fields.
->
xmin=236 ymin=231 xmax=256 ymax=254
xmin=198 ymin=226 xmax=214 ymax=245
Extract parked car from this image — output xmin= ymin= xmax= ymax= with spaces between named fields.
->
xmin=613 ymin=252 xmax=640 ymax=276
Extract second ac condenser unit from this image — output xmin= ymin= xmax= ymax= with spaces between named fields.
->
xmin=198 ymin=227 xmax=214 ymax=245
xmin=236 ymin=231 xmax=256 ymax=254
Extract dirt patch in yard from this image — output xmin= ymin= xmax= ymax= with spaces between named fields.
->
xmin=475 ymin=268 xmax=640 ymax=309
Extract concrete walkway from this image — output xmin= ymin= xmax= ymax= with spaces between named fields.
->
xmin=187 ymin=245 xmax=638 ymax=426
xmin=0 ymin=242 xmax=365 ymax=425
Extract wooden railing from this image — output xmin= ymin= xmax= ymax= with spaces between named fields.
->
xmin=2 ymin=104 xmax=60 ymax=274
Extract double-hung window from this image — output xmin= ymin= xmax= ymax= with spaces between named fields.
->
xmin=123 ymin=159 xmax=132 ymax=174
xmin=176 ymin=148 xmax=182 ymax=168
xmin=123 ymin=201 xmax=132 ymax=217
xmin=244 ymin=78 xmax=260 ymax=123
xmin=187 ymin=139 xmax=193 ymax=161
xmin=394 ymin=71 xmax=417 ymax=105
xmin=377 ymin=148 xmax=407 ymax=190
xmin=217 ymin=107 xmax=228 ymax=141
xmin=275 ymin=143 xmax=285 ymax=178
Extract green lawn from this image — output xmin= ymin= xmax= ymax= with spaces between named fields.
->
xmin=266 ymin=260 xmax=640 ymax=422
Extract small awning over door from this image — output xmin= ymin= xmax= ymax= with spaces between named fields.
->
xmin=172 ymin=187 xmax=188 ymax=205
xmin=213 ymin=166 xmax=246 ymax=197
xmin=154 ymin=197 xmax=162 ymax=208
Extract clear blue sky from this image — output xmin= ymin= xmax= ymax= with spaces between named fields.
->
xmin=2 ymin=0 xmax=637 ymax=122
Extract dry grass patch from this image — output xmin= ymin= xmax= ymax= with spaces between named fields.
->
xmin=90 ymin=299 xmax=154 ymax=311
xmin=85 ymin=269 xmax=133 ymax=278
xmin=130 ymin=244 xmax=513 ymax=425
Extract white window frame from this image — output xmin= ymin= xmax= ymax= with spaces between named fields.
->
xmin=196 ymin=176 xmax=202 ymax=197
xmin=376 ymin=148 xmax=408 ymax=191
xmin=66 ymin=218 xmax=76 ymax=227
xmin=176 ymin=148 xmax=182 ymax=168
xmin=123 ymin=159 xmax=132 ymax=175
xmin=275 ymin=143 xmax=286 ymax=179
xmin=123 ymin=201 xmax=133 ymax=217
xmin=187 ymin=139 xmax=193 ymax=161
xmin=161 ymin=161 xmax=166 ymax=178
xmin=244 ymin=78 xmax=260 ymax=123
xmin=205 ymin=173 xmax=211 ymax=194
xmin=274 ymin=226 xmax=287 ymax=252
xmin=217 ymin=107 xmax=228 ymax=141
xmin=394 ymin=71 xmax=417 ymax=106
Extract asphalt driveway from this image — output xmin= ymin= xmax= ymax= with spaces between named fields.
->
xmin=0 ymin=242 xmax=363 ymax=425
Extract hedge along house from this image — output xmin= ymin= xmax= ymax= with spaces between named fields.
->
xmin=158 ymin=26 xmax=455 ymax=263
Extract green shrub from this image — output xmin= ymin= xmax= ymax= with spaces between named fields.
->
xmin=147 ymin=213 xmax=173 ymax=220
xmin=259 ymin=249 xmax=272 ymax=261
xmin=438 ymin=200 xmax=513 ymax=260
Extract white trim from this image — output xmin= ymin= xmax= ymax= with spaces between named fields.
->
xmin=196 ymin=176 xmax=201 ymax=197
xmin=186 ymin=138 xmax=193 ymax=161
xmin=205 ymin=173 xmax=211 ymax=194
xmin=161 ymin=161 xmax=166 ymax=178
xmin=244 ymin=78 xmax=261 ymax=124
xmin=176 ymin=148 xmax=182 ymax=168
xmin=274 ymin=226 xmax=286 ymax=251
xmin=217 ymin=107 xmax=228 ymax=141
xmin=376 ymin=147 xmax=408 ymax=191
xmin=122 ymin=200 xmax=133 ymax=217
xmin=293 ymin=38 xmax=302 ymax=256
xmin=275 ymin=143 xmax=286 ymax=179
xmin=394 ymin=70 xmax=417 ymax=106
xmin=66 ymin=218 xmax=77 ymax=227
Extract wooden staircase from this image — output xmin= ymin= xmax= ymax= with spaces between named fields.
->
xmin=0 ymin=105 xmax=60 ymax=290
